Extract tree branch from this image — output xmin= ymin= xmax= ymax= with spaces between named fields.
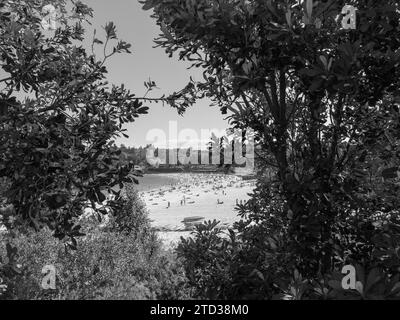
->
xmin=0 ymin=77 xmax=11 ymax=84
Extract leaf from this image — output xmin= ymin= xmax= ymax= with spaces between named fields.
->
xmin=242 ymin=60 xmax=252 ymax=74
xmin=268 ymin=237 xmax=278 ymax=250
xmin=294 ymin=269 xmax=300 ymax=280
xmin=142 ymin=0 xmax=159 ymax=11
xmin=160 ymin=22 xmax=174 ymax=42
xmin=355 ymin=281 xmax=364 ymax=295
xmin=319 ymin=55 xmax=328 ymax=69
xmin=136 ymin=106 xmax=149 ymax=114
xmin=300 ymin=68 xmax=321 ymax=77
xmin=24 ymin=29 xmax=35 ymax=45
xmin=93 ymin=38 xmax=103 ymax=45
xmin=116 ymin=41 xmax=132 ymax=53
xmin=382 ymin=167 xmax=399 ymax=179
xmin=390 ymin=282 xmax=400 ymax=294
xmin=250 ymin=269 xmax=265 ymax=281
xmin=306 ymin=0 xmax=313 ymax=18
xmin=104 ymin=22 xmax=117 ymax=39
xmin=266 ymin=0 xmax=279 ymax=19
xmin=285 ymin=9 xmax=292 ymax=28
xmin=315 ymin=17 xmax=322 ymax=29
xmin=96 ymin=189 xmax=107 ymax=203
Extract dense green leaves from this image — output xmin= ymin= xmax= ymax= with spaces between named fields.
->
xmin=0 ymin=0 xmax=199 ymax=243
xmin=147 ymin=0 xmax=400 ymax=299
xmin=0 ymin=0 xmax=150 ymax=241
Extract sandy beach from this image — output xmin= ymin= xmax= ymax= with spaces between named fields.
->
xmin=136 ymin=173 xmax=256 ymax=247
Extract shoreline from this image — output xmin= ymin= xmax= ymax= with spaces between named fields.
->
xmin=137 ymin=172 xmax=256 ymax=247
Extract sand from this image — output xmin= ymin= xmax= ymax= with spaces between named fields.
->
xmin=137 ymin=173 xmax=256 ymax=247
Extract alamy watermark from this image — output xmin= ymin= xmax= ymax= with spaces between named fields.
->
xmin=41 ymin=264 xmax=56 ymax=290
xmin=37 ymin=3 xmax=358 ymax=32
xmin=145 ymin=122 xmax=255 ymax=168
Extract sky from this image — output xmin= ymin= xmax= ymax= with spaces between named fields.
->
xmin=83 ymin=0 xmax=229 ymax=149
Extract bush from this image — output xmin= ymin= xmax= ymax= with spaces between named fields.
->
xmin=108 ymin=184 xmax=152 ymax=238
xmin=177 ymin=219 xmax=278 ymax=300
xmin=178 ymin=218 xmax=400 ymax=300
xmin=177 ymin=220 xmax=243 ymax=299
xmin=0 ymin=187 xmax=191 ymax=300
xmin=177 ymin=177 xmax=400 ymax=300
xmin=0 ymin=227 xmax=190 ymax=300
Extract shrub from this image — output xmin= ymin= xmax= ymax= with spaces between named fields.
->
xmin=177 ymin=220 xmax=241 ymax=300
xmin=108 ymin=184 xmax=152 ymax=238
xmin=177 ymin=219 xmax=277 ymax=300
xmin=177 ymin=178 xmax=400 ymax=300
xmin=0 ymin=227 xmax=190 ymax=300
xmin=0 ymin=186 xmax=191 ymax=300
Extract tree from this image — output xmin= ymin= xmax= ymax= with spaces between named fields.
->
xmin=0 ymin=0 xmax=197 ymax=244
xmin=144 ymin=0 xmax=400 ymax=276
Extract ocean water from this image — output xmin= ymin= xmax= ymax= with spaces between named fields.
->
xmin=135 ymin=174 xmax=181 ymax=192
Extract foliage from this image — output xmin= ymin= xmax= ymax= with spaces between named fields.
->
xmin=108 ymin=184 xmax=152 ymax=237
xmin=0 ymin=228 xmax=190 ymax=300
xmin=0 ymin=187 xmax=190 ymax=300
xmin=178 ymin=220 xmax=243 ymax=299
xmin=0 ymin=0 xmax=139 ymax=241
xmin=178 ymin=195 xmax=400 ymax=300
xmin=145 ymin=0 xmax=400 ymax=282
xmin=0 ymin=0 xmax=198 ymax=241
xmin=142 ymin=0 xmax=400 ymax=299
xmin=119 ymin=145 xmax=149 ymax=167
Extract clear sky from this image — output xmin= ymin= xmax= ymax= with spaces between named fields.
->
xmin=84 ymin=0 xmax=229 ymax=149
